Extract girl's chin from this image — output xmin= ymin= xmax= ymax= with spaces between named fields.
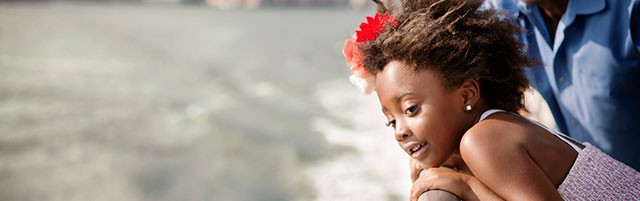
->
xmin=419 ymin=155 xmax=465 ymax=171
xmin=415 ymin=155 xmax=450 ymax=169
xmin=415 ymin=158 xmax=440 ymax=169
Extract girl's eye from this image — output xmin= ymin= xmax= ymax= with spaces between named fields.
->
xmin=405 ymin=105 xmax=418 ymax=115
xmin=385 ymin=120 xmax=396 ymax=128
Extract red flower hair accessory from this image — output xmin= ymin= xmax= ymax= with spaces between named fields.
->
xmin=356 ymin=13 xmax=398 ymax=42
xmin=343 ymin=13 xmax=397 ymax=94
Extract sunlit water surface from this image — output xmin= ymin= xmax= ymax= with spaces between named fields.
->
xmin=0 ymin=3 xmax=410 ymax=201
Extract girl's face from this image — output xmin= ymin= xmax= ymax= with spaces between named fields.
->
xmin=375 ymin=61 xmax=470 ymax=168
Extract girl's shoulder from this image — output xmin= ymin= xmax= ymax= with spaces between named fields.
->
xmin=461 ymin=110 xmax=568 ymax=150
xmin=460 ymin=111 xmax=579 ymax=190
xmin=457 ymin=111 xmax=568 ymax=200
xmin=461 ymin=111 xmax=532 ymax=150
xmin=460 ymin=111 xmax=575 ymax=164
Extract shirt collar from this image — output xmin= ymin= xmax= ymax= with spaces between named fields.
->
xmin=517 ymin=0 xmax=606 ymax=17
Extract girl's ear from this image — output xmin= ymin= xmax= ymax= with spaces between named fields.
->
xmin=459 ymin=79 xmax=480 ymax=111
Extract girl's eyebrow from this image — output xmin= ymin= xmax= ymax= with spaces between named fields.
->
xmin=397 ymin=92 xmax=415 ymax=100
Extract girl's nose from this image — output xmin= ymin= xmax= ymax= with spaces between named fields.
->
xmin=394 ymin=122 xmax=411 ymax=141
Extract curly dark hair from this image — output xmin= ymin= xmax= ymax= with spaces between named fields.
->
xmin=361 ymin=0 xmax=534 ymax=112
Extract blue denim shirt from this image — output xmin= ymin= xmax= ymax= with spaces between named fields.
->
xmin=485 ymin=0 xmax=640 ymax=170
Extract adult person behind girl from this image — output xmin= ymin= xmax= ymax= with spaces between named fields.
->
xmin=484 ymin=0 xmax=640 ymax=170
xmin=341 ymin=0 xmax=640 ymax=200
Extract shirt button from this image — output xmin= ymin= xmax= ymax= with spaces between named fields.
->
xmin=558 ymin=76 xmax=565 ymax=84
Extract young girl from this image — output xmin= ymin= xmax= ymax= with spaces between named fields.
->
xmin=342 ymin=0 xmax=640 ymax=200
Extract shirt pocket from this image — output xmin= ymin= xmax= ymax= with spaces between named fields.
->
xmin=574 ymin=41 xmax=640 ymax=96
xmin=572 ymin=41 xmax=640 ymax=129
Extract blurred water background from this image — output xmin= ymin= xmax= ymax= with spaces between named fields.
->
xmin=0 ymin=1 xmax=413 ymax=201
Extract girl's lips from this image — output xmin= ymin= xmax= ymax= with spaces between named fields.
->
xmin=411 ymin=143 xmax=428 ymax=158
xmin=409 ymin=143 xmax=424 ymax=154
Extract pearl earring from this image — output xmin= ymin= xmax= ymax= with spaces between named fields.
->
xmin=465 ymin=104 xmax=472 ymax=111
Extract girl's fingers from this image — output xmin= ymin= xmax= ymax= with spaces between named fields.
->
xmin=410 ymin=172 xmax=431 ymax=201
xmin=410 ymin=158 xmax=423 ymax=182
xmin=411 ymin=167 xmax=465 ymax=201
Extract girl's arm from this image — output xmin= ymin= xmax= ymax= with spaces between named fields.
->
xmin=459 ymin=125 xmax=564 ymax=201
